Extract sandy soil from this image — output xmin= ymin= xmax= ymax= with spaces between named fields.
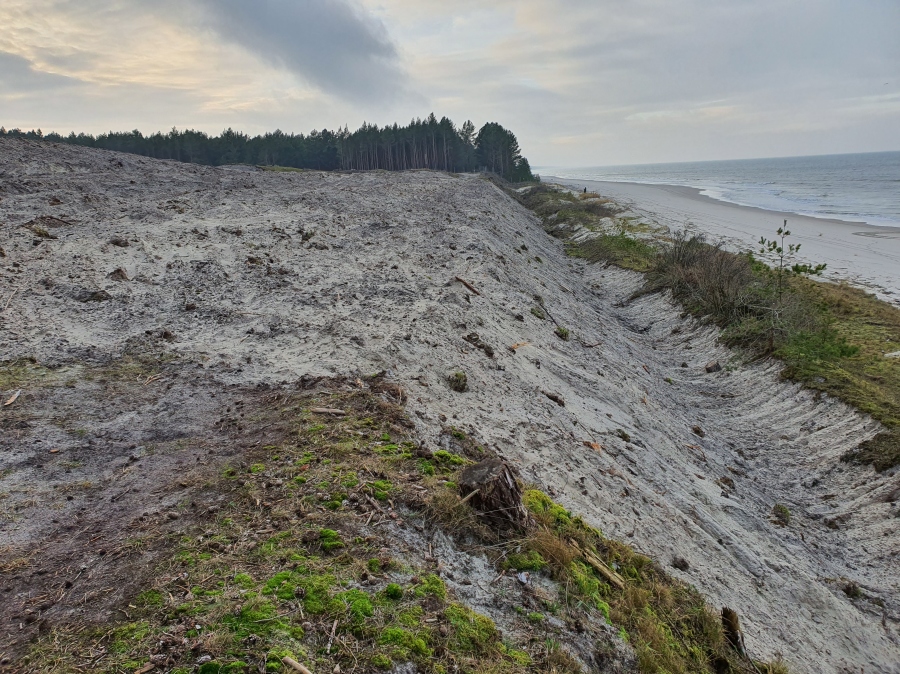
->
xmin=547 ymin=178 xmax=900 ymax=308
xmin=1 ymin=138 xmax=899 ymax=672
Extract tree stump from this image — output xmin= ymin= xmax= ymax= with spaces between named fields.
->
xmin=457 ymin=459 xmax=531 ymax=530
xmin=721 ymin=606 xmax=746 ymax=656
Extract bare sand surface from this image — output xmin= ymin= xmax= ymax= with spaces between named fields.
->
xmin=1 ymin=139 xmax=899 ymax=672
xmin=547 ymin=178 xmax=900 ymax=307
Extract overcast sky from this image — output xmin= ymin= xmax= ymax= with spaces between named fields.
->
xmin=1 ymin=0 xmax=898 ymax=166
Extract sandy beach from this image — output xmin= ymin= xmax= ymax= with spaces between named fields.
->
xmin=548 ymin=177 xmax=900 ymax=307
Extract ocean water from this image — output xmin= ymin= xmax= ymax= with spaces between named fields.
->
xmin=544 ymin=151 xmax=900 ymax=228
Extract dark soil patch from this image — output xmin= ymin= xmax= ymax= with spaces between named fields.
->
xmin=0 ymin=359 xmax=292 ymax=667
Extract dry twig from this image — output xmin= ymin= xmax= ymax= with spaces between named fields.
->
xmin=2 ymin=284 xmax=24 ymax=312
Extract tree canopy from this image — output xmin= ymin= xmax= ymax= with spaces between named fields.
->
xmin=0 ymin=115 xmax=536 ymax=182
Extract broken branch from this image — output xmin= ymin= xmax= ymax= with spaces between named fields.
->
xmin=310 ymin=408 xmax=347 ymax=416
xmin=454 ymin=276 xmax=481 ymax=296
xmin=282 ymin=657 xmax=314 ymax=674
xmin=569 ymin=539 xmax=625 ymax=590
xmin=458 ymin=489 xmax=480 ymax=506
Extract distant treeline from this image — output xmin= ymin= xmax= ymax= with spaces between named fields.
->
xmin=0 ymin=114 xmax=536 ymax=182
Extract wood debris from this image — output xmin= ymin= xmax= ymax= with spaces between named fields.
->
xmin=3 ymin=390 xmax=21 ymax=407
xmin=541 ymin=390 xmax=565 ymax=407
xmin=282 ymin=657 xmax=314 ymax=674
xmin=310 ymin=407 xmax=347 ymax=416
xmin=453 ymin=276 xmax=481 ymax=296
xmin=569 ymin=539 xmax=625 ymax=590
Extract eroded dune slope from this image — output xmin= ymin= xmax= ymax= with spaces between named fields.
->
xmin=1 ymin=139 xmax=898 ymax=672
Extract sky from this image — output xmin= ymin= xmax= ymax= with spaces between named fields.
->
xmin=1 ymin=0 xmax=898 ymax=166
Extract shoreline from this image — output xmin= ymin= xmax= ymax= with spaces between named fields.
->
xmin=546 ymin=175 xmax=900 ymax=231
xmin=546 ymin=176 xmax=900 ymax=307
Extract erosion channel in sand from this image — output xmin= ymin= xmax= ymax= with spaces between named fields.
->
xmin=1 ymin=139 xmax=899 ymax=673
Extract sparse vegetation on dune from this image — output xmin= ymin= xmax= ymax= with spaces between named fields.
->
xmin=515 ymin=490 xmax=775 ymax=674
xmin=572 ymin=233 xmax=657 ymax=272
xmin=6 ymin=139 xmax=893 ymax=672
xmin=18 ymin=380 xmax=785 ymax=674
xmin=513 ymin=183 xmax=900 ymax=470
xmin=21 ymin=385 xmax=535 ymax=674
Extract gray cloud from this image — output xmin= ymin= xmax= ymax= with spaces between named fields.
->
xmin=400 ymin=0 xmax=899 ymax=163
xmin=2 ymin=0 xmax=897 ymax=163
xmin=191 ymin=0 xmax=408 ymax=103
xmin=0 ymin=51 xmax=80 ymax=95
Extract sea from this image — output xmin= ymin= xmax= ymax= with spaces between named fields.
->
xmin=541 ymin=151 xmax=900 ymax=229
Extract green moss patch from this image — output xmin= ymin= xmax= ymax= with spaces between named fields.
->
xmin=21 ymin=388 xmax=542 ymax=674
xmin=413 ymin=573 xmax=447 ymax=600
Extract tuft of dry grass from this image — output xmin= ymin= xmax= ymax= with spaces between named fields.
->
xmin=528 ymin=530 xmax=576 ymax=576
xmin=642 ymin=231 xmax=758 ymax=324
xmin=425 ymin=488 xmax=494 ymax=543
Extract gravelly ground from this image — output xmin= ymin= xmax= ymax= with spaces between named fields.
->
xmin=1 ymin=138 xmax=898 ymax=673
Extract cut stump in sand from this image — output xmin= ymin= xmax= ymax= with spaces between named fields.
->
xmin=458 ymin=458 xmax=531 ymax=530
xmin=705 ymin=360 xmax=722 ymax=373
xmin=722 ymin=606 xmax=747 ymax=656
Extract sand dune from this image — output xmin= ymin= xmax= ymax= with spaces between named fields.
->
xmin=1 ymin=139 xmax=898 ymax=672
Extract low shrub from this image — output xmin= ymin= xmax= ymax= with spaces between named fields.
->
xmin=447 ymin=371 xmax=468 ymax=392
